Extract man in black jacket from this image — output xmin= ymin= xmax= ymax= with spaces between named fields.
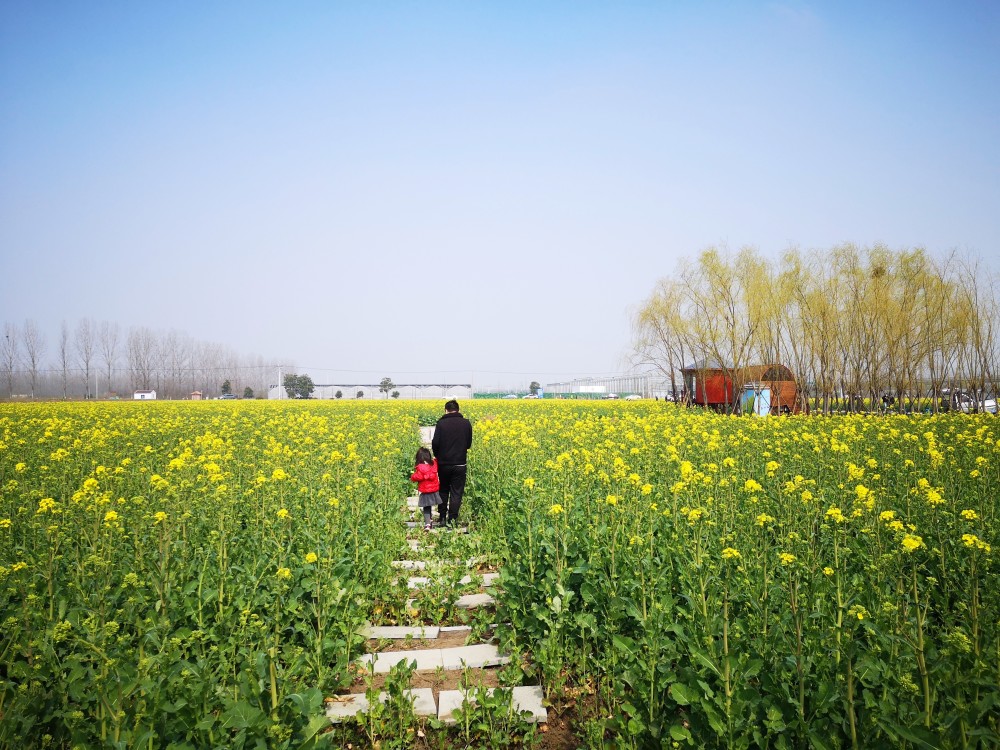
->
xmin=431 ymin=399 xmax=473 ymax=526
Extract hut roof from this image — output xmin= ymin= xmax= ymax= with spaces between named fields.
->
xmin=682 ymin=357 xmax=729 ymax=371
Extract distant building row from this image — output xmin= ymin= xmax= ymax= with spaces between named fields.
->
xmin=267 ymin=383 xmax=473 ymax=400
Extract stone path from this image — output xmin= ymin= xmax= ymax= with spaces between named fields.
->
xmin=325 ymin=423 xmax=547 ymax=728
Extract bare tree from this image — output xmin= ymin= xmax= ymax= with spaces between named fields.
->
xmin=127 ymin=326 xmax=158 ymax=391
xmin=58 ymin=320 xmax=70 ymax=399
xmin=21 ymin=320 xmax=47 ymax=400
xmin=98 ymin=321 xmax=120 ymax=397
xmin=75 ymin=318 xmax=96 ymax=399
xmin=2 ymin=322 xmax=19 ymax=398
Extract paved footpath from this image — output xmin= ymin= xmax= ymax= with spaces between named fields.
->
xmin=325 ymin=424 xmax=547 ymax=727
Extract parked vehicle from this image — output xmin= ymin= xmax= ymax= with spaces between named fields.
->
xmin=941 ymin=389 xmax=998 ymax=414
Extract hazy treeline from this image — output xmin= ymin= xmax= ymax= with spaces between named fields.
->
xmin=633 ymin=244 xmax=999 ymax=414
xmin=0 ymin=319 xmax=281 ymax=400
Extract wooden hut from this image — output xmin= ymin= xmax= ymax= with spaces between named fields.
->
xmin=681 ymin=359 xmax=803 ymax=414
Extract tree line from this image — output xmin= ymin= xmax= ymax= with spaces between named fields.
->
xmin=1 ymin=319 xmax=281 ymax=400
xmin=632 ymin=244 xmax=998 ymax=414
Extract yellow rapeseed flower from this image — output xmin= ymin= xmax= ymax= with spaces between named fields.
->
xmin=548 ymin=503 xmax=565 ymax=516
xmin=901 ymin=534 xmax=924 ymax=553
xmin=823 ymin=567 xmax=834 ymax=576
xmin=276 ymin=567 xmax=292 ymax=580
xmin=961 ymin=509 xmax=979 ymax=521
xmin=779 ymin=552 xmax=796 ymax=566
xmin=276 ymin=508 xmax=290 ymax=519
xmin=721 ymin=547 xmax=740 ymax=560
xmin=305 ymin=552 xmax=318 ymax=564
xmin=961 ymin=534 xmax=991 ymax=553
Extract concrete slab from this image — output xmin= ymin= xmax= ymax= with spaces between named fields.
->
xmin=365 ymin=625 xmax=440 ymax=640
xmin=407 ymin=539 xmax=420 ymax=551
xmin=419 ymin=426 xmax=435 ymax=446
xmin=355 ymin=649 xmax=444 ymax=674
xmin=439 ymin=625 xmax=472 ymax=634
xmin=391 ymin=560 xmax=427 ymax=570
xmin=355 ymin=644 xmax=508 ymax=674
xmin=326 ymin=687 xmax=437 ymax=723
xmin=453 ymin=573 xmax=498 ymax=587
xmin=455 ymin=593 xmax=495 ymax=609
xmin=437 ymin=685 xmax=547 ymax=725
xmin=440 ymin=643 xmax=509 ymax=670
xmin=406 ymin=496 xmax=420 ymax=509
xmin=406 ymin=576 xmax=430 ymax=589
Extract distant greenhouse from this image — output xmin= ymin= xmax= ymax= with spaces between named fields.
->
xmin=544 ymin=374 xmax=672 ymax=399
xmin=268 ymin=383 xmax=472 ymax=400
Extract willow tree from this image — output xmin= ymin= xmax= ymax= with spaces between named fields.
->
xmin=632 ymin=277 xmax=689 ymax=399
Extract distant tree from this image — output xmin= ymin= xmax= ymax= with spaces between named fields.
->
xmin=243 ymin=386 xmax=254 ymax=399
xmin=21 ymin=319 xmax=47 ymax=400
xmin=221 ymin=379 xmax=232 ymax=395
xmin=335 ymin=390 xmax=343 ymax=399
xmin=1 ymin=323 xmax=18 ymax=398
xmin=529 ymin=381 xmax=541 ymax=395
xmin=283 ymin=373 xmax=315 ymax=399
xmin=392 ymin=390 xmax=400 ymax=399
xmin=356 ymin=390 xmax=364 ymax=399
xmin=127 ymin=327 xmax=157 ymax=391
xmin=98 ymin=321 xmax=120 ymax=397
xmin=74 ymin=318 xmax=96 ymax=399
xmin=379 ymin=377 xmax=395 ymax=398
xmin=59 ymin=321 xmax=70 ymax=399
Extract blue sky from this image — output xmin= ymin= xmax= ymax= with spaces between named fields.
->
xmin=1 ymin=1 xmax=997 ymax=387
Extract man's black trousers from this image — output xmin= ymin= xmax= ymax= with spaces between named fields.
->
xmin=437 ymin=464 xmax=467 ymax=524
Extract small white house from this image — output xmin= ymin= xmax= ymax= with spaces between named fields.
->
xmin=133 ymin=390 xmax=157 ymax=400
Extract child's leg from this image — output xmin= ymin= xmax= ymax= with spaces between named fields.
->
xmin=423 ymin=506 xmax=432 ymax=526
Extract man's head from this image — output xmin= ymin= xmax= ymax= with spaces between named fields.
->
xmin=444 ymin=399 xmax=459 ymax=413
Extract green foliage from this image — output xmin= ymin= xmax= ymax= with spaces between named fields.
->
xmin=379 ymin=377 xmax=395 ymax=398
xmin=244 ymin=386 xmax=254 ymax=399
xmin=221 ymin=378 xmax=232 ymax=395
xmin=283 ymin=373 xmax=315 ymax=399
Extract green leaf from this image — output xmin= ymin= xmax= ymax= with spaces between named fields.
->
xmin=288 ymin=688 xmax=323 ymax=716
xmin=670 ymin=723 xmax=692 ymax=741
xmin=295 ymin=714 xmax=334 ymax=748
xmin=670 ymin=682 xmax=693 ymax=706
xmin=219 ymin=700 xmax=266 ymax=730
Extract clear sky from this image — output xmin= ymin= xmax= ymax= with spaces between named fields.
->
xmin=2 ymin=1 xmax=998 ymax=387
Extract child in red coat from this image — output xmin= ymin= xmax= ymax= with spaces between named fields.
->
xmin=410 ymin=447 xmax=441 ymax=531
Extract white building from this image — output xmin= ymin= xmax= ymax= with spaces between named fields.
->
xmin=133 ymin=389 xmax=157 ymax=400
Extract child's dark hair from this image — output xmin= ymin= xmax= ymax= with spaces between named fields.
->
xmin=415 ymin=447 xmax=433 ymax=464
